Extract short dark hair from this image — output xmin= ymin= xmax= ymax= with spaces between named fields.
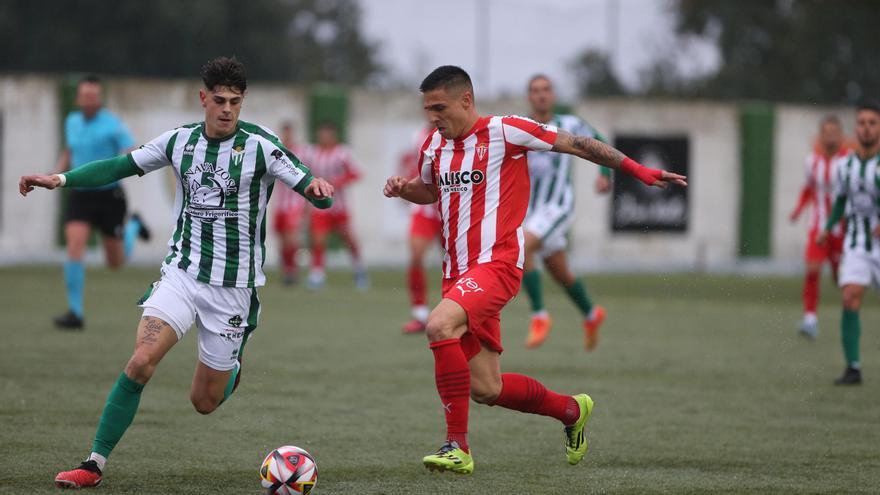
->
xmin=78 ymin=74 xmax=101 ymax=86
xmin=201 ymin=56 xmax=247 ymax=93
xmin=857 ymin=99 xmax=880 ymax=116
xmin=420 ymin=65 xmax=473 ymax=94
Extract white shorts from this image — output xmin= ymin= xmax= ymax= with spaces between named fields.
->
xmin=524 ymin=205 xmax=573 ymax=258
xmin=838 ymin=251 xmax=880 ymax=290
xmin=139 ymin=266 xmax=260 ymax=371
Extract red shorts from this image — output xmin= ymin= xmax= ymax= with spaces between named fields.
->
xmin=806 ymin=229 xmax=843 ymax=265
xmin=441 ymin=261 xmax=523 ymax=359
xmin=273 ymin=208 xmax=304 ymax=234
xmin=311 ymin=211 xmax=349 ymax=235
xmin=409 ymin=210 xmax=442 ymax=240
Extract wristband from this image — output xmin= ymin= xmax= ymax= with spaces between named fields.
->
xmin=54 ymin=174 xmax=67 ymax=187
xmin=620 ymin=157 xmax=663 ymax=186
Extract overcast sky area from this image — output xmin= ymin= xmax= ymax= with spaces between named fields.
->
xmin=358 ymin=0 xmax=720 ymax=100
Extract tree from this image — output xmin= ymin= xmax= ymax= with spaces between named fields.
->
xmin=0 ymin=0 xmax=381 ymax=85
xmin=668 ymin=0 xmax=880 ymax=103
xmin=570 ymin=49 xmax=626 ymax=98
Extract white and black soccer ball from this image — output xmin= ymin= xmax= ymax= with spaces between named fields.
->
xmin=259 ymin=445 xmax=318 ymax=495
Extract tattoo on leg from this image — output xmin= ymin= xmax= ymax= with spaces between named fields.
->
xmin=140 ymin=316 xmax=169 ymax=345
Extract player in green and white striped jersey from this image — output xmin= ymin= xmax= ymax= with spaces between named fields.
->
xmin=20 ymin=57 xmax=334 ymax=489
xmin=521 ymin=75 xmax=608 ymax=351
xmin=817 ymin=101 xmax=880 ymax=386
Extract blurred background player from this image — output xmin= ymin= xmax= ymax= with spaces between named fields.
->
xmin=818 ymin=101 xmax=880 ymax=385
xmin=51 ymin=75 xmax=149 ymax=330
xmin=306 ymin=121 xmax=369 ymax=290
xmin=789 ymin=115 xmax=849 ymax=339
xmin=521 ymin=75 xmax=607 ymax=350
xmin=272 ymin=121 xmax=309 ymax=286
xmin=401 ymin=123 xmax=441 ymax=333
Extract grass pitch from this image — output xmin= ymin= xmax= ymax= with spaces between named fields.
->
xmin=1 ymin=266 xmax=878 ymax=494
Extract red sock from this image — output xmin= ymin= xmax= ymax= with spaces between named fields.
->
xmin=492 ymin=373 xmax=580 ymax=425
xmin=281 ymin=245 xmax=297 ymax=275
xmin=312 ymin=244 xmax=325 ymax=270
xmin=430 ymin=339 xmax=470 ymax=452
xmin=409 ymin=264 xmax=427 ymax=306
xmin=803 ymin=271 xmax=819 ymax=313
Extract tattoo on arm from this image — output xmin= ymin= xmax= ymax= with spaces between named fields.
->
xmin=569 ymin=135 xmax=625 ymax=168
xmin=140 ymin=316 xmax=170 ymax=345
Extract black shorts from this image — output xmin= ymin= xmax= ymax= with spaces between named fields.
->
xmin=64 ymin=187 xmax=128 ymax=238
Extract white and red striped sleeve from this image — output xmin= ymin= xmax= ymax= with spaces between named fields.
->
xmin=418 ymin=131 xmax=438 ymax=185
xmin=501 ymin=115 xmax=558 ymax=153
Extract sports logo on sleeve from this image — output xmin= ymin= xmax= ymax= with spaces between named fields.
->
xmin=271 ymin=148 xmax=307 ymax=182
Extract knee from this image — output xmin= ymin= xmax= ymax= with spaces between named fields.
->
xmin=425 ymin=313 xmax=459 ymax=342
xmin=107 ymin=259 xmax=123 ymax=270
xmin=190 ymin=394 xmax=220 ymax=415
xmin=843 ymin=293 xmax=862 ymax=311
xmin=124 ymin=352 xmax=157 ymax=384
xmin=470 ymin=380 xmax=501 ymax=405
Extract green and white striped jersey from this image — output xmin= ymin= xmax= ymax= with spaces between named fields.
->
xmin=129 ymin=120 xmax=313 ymax=288
xmin=527 ymin=114 xmax=606 ymax=214
xmin=834 ymin=151 xmax=880 ymax=255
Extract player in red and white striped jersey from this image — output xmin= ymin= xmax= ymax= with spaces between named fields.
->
xmin=272 ymin=121 xmax=309 ymax=285
xmin=384 ymin=66 xmax=686 ymax=474
xmin=789 ymin=115 xmax=849 ymax=339
xmin=306 ymin=121 xmax=368 ymax=290
xmin=401 ymin=124 xmax=443 ymax=333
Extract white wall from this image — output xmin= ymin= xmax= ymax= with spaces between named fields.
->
xmin=0 ymin=74 xmax=849 ymax=271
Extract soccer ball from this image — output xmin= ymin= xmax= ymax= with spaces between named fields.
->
xmin=259 ymin=445 xmax=318 ymax=495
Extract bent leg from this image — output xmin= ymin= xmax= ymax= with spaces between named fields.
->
xmin=92 ymin=316 xmax=178 ymax=462
xmin=189 ymin=362 xmax=235 ymax=415
xmin=426 ymin=299 xmax=471 ymax=450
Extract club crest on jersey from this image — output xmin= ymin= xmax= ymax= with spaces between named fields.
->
xmin=231 ymin=146 xmax=245 ymax=168
xmin=455 ymin=277 xmax=485 ymax=296
xmin=438 ymin=170 xmax=485 ymax=193
xmin=184 ymin=161 xmax=239 ymax=222
xmin=476 ymin=143 xmax=488 ymax=161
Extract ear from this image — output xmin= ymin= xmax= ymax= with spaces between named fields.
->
xmin=461 ymin=90 xmax=473 ymax=108
xmin=199 ymin=89 xmax=207 ymax=108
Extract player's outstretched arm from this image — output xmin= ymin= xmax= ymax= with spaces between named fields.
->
xmin=552 ymin=130 xmax=687 ymax=189
xmin=20 ymin=155 xmax=142 ymax=197
xmin=384 ymin=176 xmax=438 ymax=204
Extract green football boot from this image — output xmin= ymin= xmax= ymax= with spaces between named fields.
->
xmin=565 ymin=393 xmax=594 ymax=465
xmin=422 ymin=441 xmax=474 ymax=475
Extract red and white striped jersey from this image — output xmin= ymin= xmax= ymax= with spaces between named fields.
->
xmin=273 ymin=144 xmax=309 ymax=217
xmin=800 ymin=147 xmax=849 ymax=235
xmin=401 ymin=126 xmax=440 ymax=219
xmin=307 ymin=144 xmax=361 ymax=214
xmin=419 ymin=115 xmax=558 ymax=278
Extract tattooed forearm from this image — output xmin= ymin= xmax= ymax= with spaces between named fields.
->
xmin=569 ymin=135 xmax=626 ymax=167
xmin=140 ymin=316 xmax=169 ymax=345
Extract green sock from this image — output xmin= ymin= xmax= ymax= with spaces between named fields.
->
xmin=91 ymin=373 xmax=144 ymax=458
xmin=522 ymin=270 xmax=544 ymax=313
xmin=220 ymin=361 xmax=241 ymax=405
xmin=565 ymin=279 xmax=594 ymax=317
xmin=841 ymin=309 xmax=861 ymax=368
